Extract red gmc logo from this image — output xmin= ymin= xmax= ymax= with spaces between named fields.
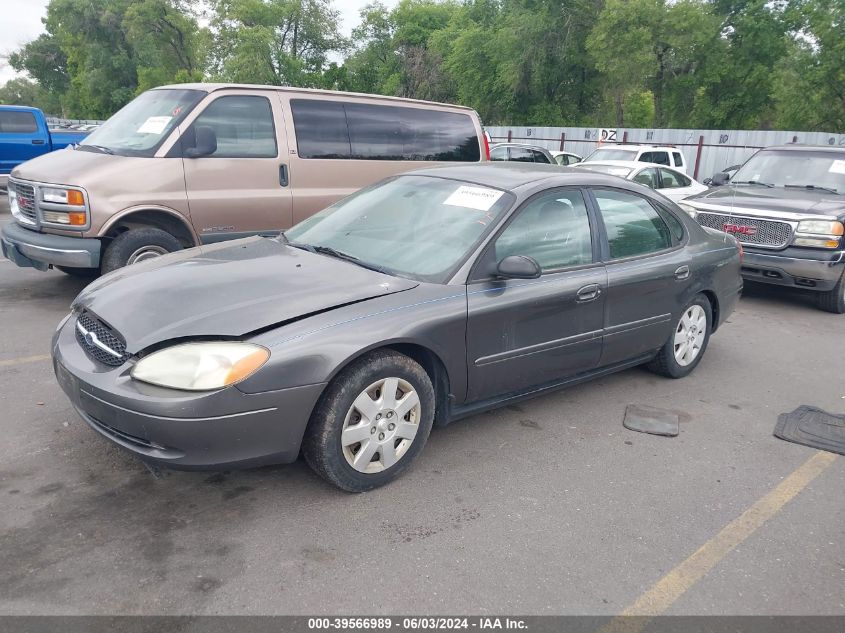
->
xmin=723 ymin=223 xmax=757 ymax=236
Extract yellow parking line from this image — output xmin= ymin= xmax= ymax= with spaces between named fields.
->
xmin=0 ymin=354 xmax=51 ymax=367
xmin=601 ymin=450 xmax=838 ymax=633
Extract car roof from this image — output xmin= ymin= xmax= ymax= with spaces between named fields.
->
xmin=758 ymin=144 xmax=845 ymax=153
xmin=596 ymin=144 xmax=677 ymax=151
xmin=550 ymin=150 xmax=581 ymax=156
xmin=0 ymin=105 xmax=40 ymax=113
xmin=580 ymin=159 xmax=676 ymax=170
xmin=407 ymin=162 xmax=626 ymax=192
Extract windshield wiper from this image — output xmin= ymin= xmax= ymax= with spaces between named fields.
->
xmin=784 ymin=184 xmax=839 ymax=194
xmin=284 ymin=239 xmax=391 ymax=274
xmin=731 ymin=180 xmax=774 ymax=188
xmin=79 ymin=144 xmax=114 ymax=155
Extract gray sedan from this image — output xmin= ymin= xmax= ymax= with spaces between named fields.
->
xmin=53 ymin=164 xmax=743 ymax=491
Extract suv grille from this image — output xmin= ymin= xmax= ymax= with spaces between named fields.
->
xmin=75 ymin=311 xmax=130 ymax=367
xmin=696 ymin=212 xmax=793 ymax=248
xmin=12 ymin=182 xmax=37 ymax=223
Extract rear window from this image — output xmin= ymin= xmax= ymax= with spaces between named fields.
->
xmin=673 ymin=152 xmax=684 ymax=166
xmin=291 ymin=99 xmax=480 ymax=162
xmin=0 ymin=111 xmax=38 ymax=134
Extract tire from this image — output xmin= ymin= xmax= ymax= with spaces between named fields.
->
xmin=817 ymin=270 xmax=845 ymax=314
xmin=101 ymin=228 xmax=182 ymax=275
xmin=647 ymin=294 xmax=712 ymax=379
xmin=302 ymin=350 xmax=436 ymax=492
xmin=56 ymin=266 xmax=99 ymax=278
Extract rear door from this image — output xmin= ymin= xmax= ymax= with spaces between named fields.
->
xmin=466 ymin=188 xmax=606 ymax=402
xmin=590 ymin=188 xmax=692 ymax=367
xmin=179 ymin=91 xmax=293 ymax=241
xmin=0 ymin=110 xmax=48 ymax=177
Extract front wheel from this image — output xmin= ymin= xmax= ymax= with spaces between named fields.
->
xmin=302 ymin=350 xmax=436 ymax=492
xmin=647 ymin=294 xmax=712 ymax=378
xmin=817 ymin=270 xmax=845 ymax=314
xmin=101 ymin=228 xmax=182 ymax=275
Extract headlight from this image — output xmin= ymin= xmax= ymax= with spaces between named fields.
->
xmin=795 ymin=220 xmax=844 ymax=236
xmin=677 ymin=203 xmax=698 ymax=218
xmin=42 ymin=187 xmax=85 ymax=205
xmin=131 ymin=342 xmax=270 ymax=391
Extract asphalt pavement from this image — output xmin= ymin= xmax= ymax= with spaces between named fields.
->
xmin=0 ymin=219 xmax=843 ymax=616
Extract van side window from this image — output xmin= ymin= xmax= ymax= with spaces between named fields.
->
xmin=291 ymin=99 xmax=480 ymax=162
xmin=640 ymin=151 xmax=669 ymax=165
xmin=190 ymin=96 xmax=277 ymax=158
xmin=0 ymin=111 xmax=38 ymax=133
xmin=672 ymin=152 xmax=684 ymax=167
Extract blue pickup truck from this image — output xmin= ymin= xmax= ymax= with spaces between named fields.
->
xmin=0 ymin=105 xmax=90 ymax=190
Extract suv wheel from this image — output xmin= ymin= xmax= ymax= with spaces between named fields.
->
xmin=101 ymin=228 xmax=182 ymax=275
xmin=647 ymin=294 xmax=712 ymax=378
xmin=817 ymin=270 xmax=845 ymax=314
xmin=302 ymin=350 xmax=435 ymax=492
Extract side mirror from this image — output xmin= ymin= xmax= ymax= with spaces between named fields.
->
xmin=497 ymin=255 xmax=541 ymax=279
xmin=710 ymin=172 xmax=730 ymax=186
xmin=184 ymin=125 xmax=217 ymax=158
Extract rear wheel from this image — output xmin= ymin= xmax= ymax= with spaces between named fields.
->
xmin=101 ymin=228 xmax=182 ymax=275
xmin=302 ymin=350 xmax=435 ymax=492
xmin=647 ymin=294 xmax=712 ymax=378
xmin=817 ymin=270 xmax=845 ymax=314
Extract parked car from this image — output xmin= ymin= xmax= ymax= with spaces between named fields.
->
xmin=0 ymin=105 xmax=89 ymax=191
xmin=680 ymin=145 xmax=845 ymax=313
xmin=551 ymin=150 xmax=583 ymax=166
xmin=490 ymin=142 xmax=554 ymax=164
xmin=703 ymin=164 xmax=740 ymax=186
xmin=584 ymin=144 xmax=688 ymax=173
xmin=575 ymin=160 xmax=708 ymax=203
xmin=53 ymin=163 xmax=742 ymax=491
xmin=2 ymin=84 xmax=488 ymax=276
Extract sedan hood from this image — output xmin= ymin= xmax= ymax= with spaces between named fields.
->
xmin=689 ymin=186 xmax=845 ymax=218
xmin=74 ymin=237 xmax=419 ymax=353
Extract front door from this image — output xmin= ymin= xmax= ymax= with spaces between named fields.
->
xmin=180 ymin=91 xmax=293 ymax=242
xmin=466 ymin=188 xmax=606 ymax=402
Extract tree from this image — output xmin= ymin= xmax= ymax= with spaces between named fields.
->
xmin=0 ymin=78 xmax=59 ymax=112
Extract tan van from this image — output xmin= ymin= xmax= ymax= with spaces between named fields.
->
xmin=1 ymin=84 xmax=488 ymax=275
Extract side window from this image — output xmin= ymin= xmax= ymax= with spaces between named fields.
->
xmin=660 ymin=168 xmax=691 ymax=188
xmin=639 ymin=152 xmax=654 ymax=163
xmin=490 ymin=146 xmax=508 ymax=161
xmin=532 ymin=150 xmax=551 ymax=164
xmin=189 ymin=96 xmax=277 ymax=158
xmin=632 ymin=168 xmax=659 ymax=189
xmin=493 ymin=190 xmax=593 ymax=271
xmin=656 ymin=206 xmax=686 ymax=242
xmin=0 ymin=111 xmax=38 ymax=133
xmin=593 ymin=189 xmax=673 ymax=259
xmin=291 ymin=99 xmax=351 ymax=159
xmin=672 ymin=152 xmax=684 ymax=167
xmin=554 ymin=154 xmax=566 ymax=166
xmin=509 ymin=148 xmax=534 ymax=163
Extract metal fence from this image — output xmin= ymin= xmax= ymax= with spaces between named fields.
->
xmin=487 ymin=126 xmax=845 ymax=181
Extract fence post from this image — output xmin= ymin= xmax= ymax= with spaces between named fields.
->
xmin=622 ymin=131 xmax=628 ymax=144
xmin=507 ymin=130 xmax=512 ymax=143
xmin=559 ymin=132 xmax=565 ymax=151
xmin=694 ymin=135 xmax=704 ymax=180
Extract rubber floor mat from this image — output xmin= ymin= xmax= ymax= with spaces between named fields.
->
xmin=623 ymin=404 xmax=679 ymax=437
xmin=774 ymin=405 xmax=845 ymax=456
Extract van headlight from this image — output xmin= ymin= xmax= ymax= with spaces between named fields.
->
xmin=40 ymin=186 xmax=88 ymax=227
xmin=131 ymin=342 xmax=270 ymax=391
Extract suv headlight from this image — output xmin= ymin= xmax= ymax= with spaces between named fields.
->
xmin=793 ymin=220 xmax=844 ymax=249
xmin=131 ymin=342 xmax=270 ymax=391
xmin=677 ymin=202 xmax=698 ymax=218
xmin=40 ymin=186 xmax=88 ymax=227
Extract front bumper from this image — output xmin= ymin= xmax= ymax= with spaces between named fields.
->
xmin=741 ymin=248 xmax=844 ymax=292
xmin=1 ymin=221 xmax=101 ymax=270
xmin=52 ymin=315 xmax=326 ymax=469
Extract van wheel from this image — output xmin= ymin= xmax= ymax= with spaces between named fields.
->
xmin=647 ymin=294 xmax=712 ymax=378
xmin=302 ymin=350 xmax=436 ymax=492
xmin=101 ymin=228 xmax=182 ymax=274
xmin=56 ymin=266 xmax=99 ymax=278
xmin=817 ymin=271 xmax=845 ymax=314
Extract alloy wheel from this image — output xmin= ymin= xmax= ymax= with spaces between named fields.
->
xmin=674 ymin=304 xmax=707 ymax=367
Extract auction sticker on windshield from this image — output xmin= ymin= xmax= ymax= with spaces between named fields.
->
xmin=137 ymin=116 xmax=172 ymax=135
xmin=444 ymin=185 xmax=504 ymax=211
xmin=828 ymin=160 xmax=845 ymax=175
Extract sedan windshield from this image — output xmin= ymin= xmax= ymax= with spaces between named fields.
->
xmin=78 ymin=89 xmax=205 ymax=157
xmin=284 ymin=175 xmax=515 ymax=283
xmin=586 ymin=147 xmax=638 ymax=162
xmin=732 ymin=150 xmax=845 ymax=192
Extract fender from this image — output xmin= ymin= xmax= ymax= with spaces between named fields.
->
xmin=98 ymin=204 xmax=199 ymax=245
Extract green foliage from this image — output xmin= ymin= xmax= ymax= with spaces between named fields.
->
xmin=4 ymin=0 xmax=844 ymax=131
xmin=0 ymin=77 xmax=60 ymax=113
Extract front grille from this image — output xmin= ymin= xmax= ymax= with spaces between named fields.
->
xmin=696 ymin=212 xmax=792 ymax=248
xmin=75 ymin=311 xmax=130 ymax=367
xmin=12 ymin=182 xmax=37 ymax=223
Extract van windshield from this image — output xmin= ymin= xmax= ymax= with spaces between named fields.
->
xmin=285 ymin=175 xmax=515 ymax=283
xmin=78 ymin=89 xmax=205 ymax=157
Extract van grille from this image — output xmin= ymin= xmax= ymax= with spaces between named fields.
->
xmin=12 ymin=182 xmax=37 ymax=223
xmin=696 ymin=212 xmax=793 ymax=248
xmin=75 ymin=311 xmax=130 ymax=367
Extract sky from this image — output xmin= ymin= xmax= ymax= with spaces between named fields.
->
xmin=0 ymin=0 xmax=397 ymax=85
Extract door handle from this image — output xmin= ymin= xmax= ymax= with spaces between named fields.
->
xmin=32 ymin=139 xmax=46 ymax=145
xmin=279 ymin=164 xmax=289 ymax=187
xmin=576 ymin=284 xmax=602 ymax=302
xmin=674 ymin=265 xmax=690 ymax=280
